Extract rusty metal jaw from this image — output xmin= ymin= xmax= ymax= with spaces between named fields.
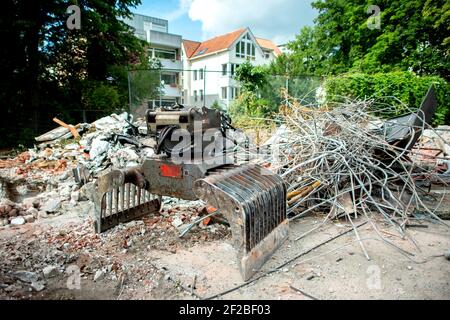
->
xmin=194 ymin=164 xmax=288 ymax=281
xmin=93 ymin=168 xmax=161 ymax=233
xmin=239 ymin=219 xmax=288 ymax=281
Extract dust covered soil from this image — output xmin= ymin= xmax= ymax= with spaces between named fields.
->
xmin=0 ymin=203 xmax=448 ymax=300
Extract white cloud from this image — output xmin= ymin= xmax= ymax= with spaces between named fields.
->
xmin=186 ymin=0 xmax=315 ymax=44
xmin=164 ymin=0 xmax=193 ymax=21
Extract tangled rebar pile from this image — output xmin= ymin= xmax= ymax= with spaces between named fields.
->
xmin=248 ymin=94 xmax=450 ymax=258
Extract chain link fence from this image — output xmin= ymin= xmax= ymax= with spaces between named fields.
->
xmin=127 ymin=68 xmax=324 ymax=116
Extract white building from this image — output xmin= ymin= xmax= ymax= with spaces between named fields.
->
xmin=124 ymin=13 xmax=183 ymax=108
xmin=181 ymin=27 xmax=281 ymax=109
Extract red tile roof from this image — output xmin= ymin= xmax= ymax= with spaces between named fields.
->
xmin=182 ymin=39 xmax=201 ymax=58
xmin=184 ymin=28 xmax=246 ymax=59
xmin=256 ymin=37 xmax=282 ymax=56
xmin=182 ymin=28 xmax=281 ymax=59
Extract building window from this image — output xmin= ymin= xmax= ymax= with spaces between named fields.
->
xmin=193 ymin=70 xmax=197 ymax=81
xmin=194 ymin=90 xmax=197 ymax=102
xmin=230 ymin=87 xmax=240 ymax=99
xmin=230 ymin=64 xmax=240 ymax=76
xmin=199 ymin=68 xmax=204 ymax=80
xmin=235 ymin=33 xmax=256 ymax=60
xmin=222 ymin=64 xmax=227 ymax=76
xmin=199 ymin=89 xmax=204 ymax=101
xmin=161 ymin=73 xmax=176 ymax=85
xmin=221 ymin=87 xmax=227 ymax=100
xmin=153 ymin=48 xmax=176 ymax=60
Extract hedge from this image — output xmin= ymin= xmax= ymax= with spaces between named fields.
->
xmin=323 ymin=72 xmax=450 ymax=125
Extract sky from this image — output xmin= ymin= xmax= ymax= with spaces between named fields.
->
xmin=133 ymin=0 xmax=317 ymax=45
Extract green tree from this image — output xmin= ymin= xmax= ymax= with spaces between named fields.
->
xmin=272 ymin=0 xmax=449 ymax=79
xmin=0 ymin=0 xmax=147 ymax=147
xmin=235 ymin=60 xmax=268 ymax=92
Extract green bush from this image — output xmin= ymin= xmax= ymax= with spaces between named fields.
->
xmin=210 ymin=100 xmax=225 ymax=111
xmin=324 ymin=72 xmax=450 ymax=125
xmin=82 ymin=82 xmax=121 ymax=113
xmin=229 ymin=91 xmax=271 ymax=119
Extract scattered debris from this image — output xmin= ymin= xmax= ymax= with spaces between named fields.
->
xmin=0 ymin=90 xmax=448 ymax=300
xmin=247 ymin=91 xmax=450 ymax=259
xmin=42 ymin=266 xmax=59 ymax=278
xmin=289 ymin=285 xmax=318 ymax=300
xmin=93 ymin=270 xmax=105 ymax=282
xmin=13 ymin=271 xmax=39 ymax=283
xmin=445 ymin=250 xmax=450 ymax=261
xmin=30 ymin=281 xmax=45 ymax=292
xmin=10 ymin=216 xmax=26 ymax=226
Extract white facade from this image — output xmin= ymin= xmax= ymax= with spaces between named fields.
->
xmin=125 ymin=13 xmax=183 ymax=108
xmin=182 ymin=28 xmax=278 ymax=109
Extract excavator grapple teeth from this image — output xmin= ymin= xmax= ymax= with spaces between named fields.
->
xmin=93 ymin=169 xmax=161 ymax=233
xmin=194 ymin=164 xmax=288 ymax=281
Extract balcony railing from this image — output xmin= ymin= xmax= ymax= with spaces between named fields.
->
xmin=147 ymin=30 xmax=181 ymax=48
xmin=159 ymin=58 xmax=182 ymax=70
xmin=162 ymin=84 xmax=182 ymax=98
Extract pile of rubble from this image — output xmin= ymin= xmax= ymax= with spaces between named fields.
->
xmin=0 ymin=112 xmax=229 ymax=236
xmin=0 ymin=112 xmax=157 ymax=228
xmin=249 ymin=94 xmax=450 ymax=257
xmin=32 ymin=112 xmax=155 ymax=173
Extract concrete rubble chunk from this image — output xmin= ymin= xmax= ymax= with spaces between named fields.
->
xmin=42 ymin=265 xmax=60 ymax=278
xmin=38 ymin=211 xmax=48 ymax=219
xmin=26 ymin=207 xmax=39 ymax=218
xmin=31 ymin=281 xmax=45 ymax=292
xmin=22 ymin=197 xmax=41 ymax=208
xmin=24 ymin=214 xmax=35 ymax=223
xmin=41 ymin=198 xmax=61 ymax=213
xmin=93 ymin=270 xmax=105 ymax=282
xmin=171 ymin=217 xmax=183 ymax=228
xmin=79 ymin=182 xmax=95 ymax=201
xmin=125 ymin=220 xmax=144 ymax=228
xmin=13 ymin=270 xmax=39 ymax=283
xmin=59 ymin=186 xmax=72 ymax=198
xmin=70 ymin=191 xmax=80 ymax=203
xmin=90 ymin=138 xmax=110 ymax=159
xmin=11 ymin=216 xmax=26 ymax=225
xmin=0 ymin=198 xmax=16 ymax=207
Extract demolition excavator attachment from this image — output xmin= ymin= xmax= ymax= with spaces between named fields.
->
xmin=91 ymin=105 xmax=289 ymax=281
xmin=93 ymin=162 xmax=288 ymax=281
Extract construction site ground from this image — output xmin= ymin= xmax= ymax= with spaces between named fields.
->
xmin=0 ymin=199 xmax=449 ymax=300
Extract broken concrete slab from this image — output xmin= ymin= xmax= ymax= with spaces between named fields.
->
xmin=42 ymin=265 xmax=60 ymax=278
xmin=40 ymin=199 xmax=61 ymax=213
xmin=10 ymin=216 xmax=26 ymax=226
xmin=30 ymin=281 xmax=45 ymax=292
xmin=13 ymin=270 xmax=39 ymax=283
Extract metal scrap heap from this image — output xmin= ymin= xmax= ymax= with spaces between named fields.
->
xmin=257 ymin=90 xmax=449 ymax=257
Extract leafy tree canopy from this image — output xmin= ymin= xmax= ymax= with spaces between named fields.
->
xmin=0 ymin=0 xmax=150 ymax=147
xmin=270 ymin=0 xmax=449 ymax=80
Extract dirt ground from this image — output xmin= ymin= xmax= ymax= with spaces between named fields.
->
xmin=0 ymin=199 xmax=448 ymax=300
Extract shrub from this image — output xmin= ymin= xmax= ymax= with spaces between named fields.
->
xmin=229 ymin=91 xmax=271 ymax=119
xmin=324 ymin=72 xmax=450 ymax=125
xmin=82 ymin=82 xmax=121 ymax=113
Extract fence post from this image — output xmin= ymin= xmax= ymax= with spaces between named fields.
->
xmin=159 ymin=70 xmax=162 ymax=108
xmin=203 ymin=66 xmax=206 ymax=107
xmin=127 ymin=70 xmax=132 ymax=114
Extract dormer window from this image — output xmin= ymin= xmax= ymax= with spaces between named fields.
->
xmin=235 ymin=33 xmax=255 ymax=60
